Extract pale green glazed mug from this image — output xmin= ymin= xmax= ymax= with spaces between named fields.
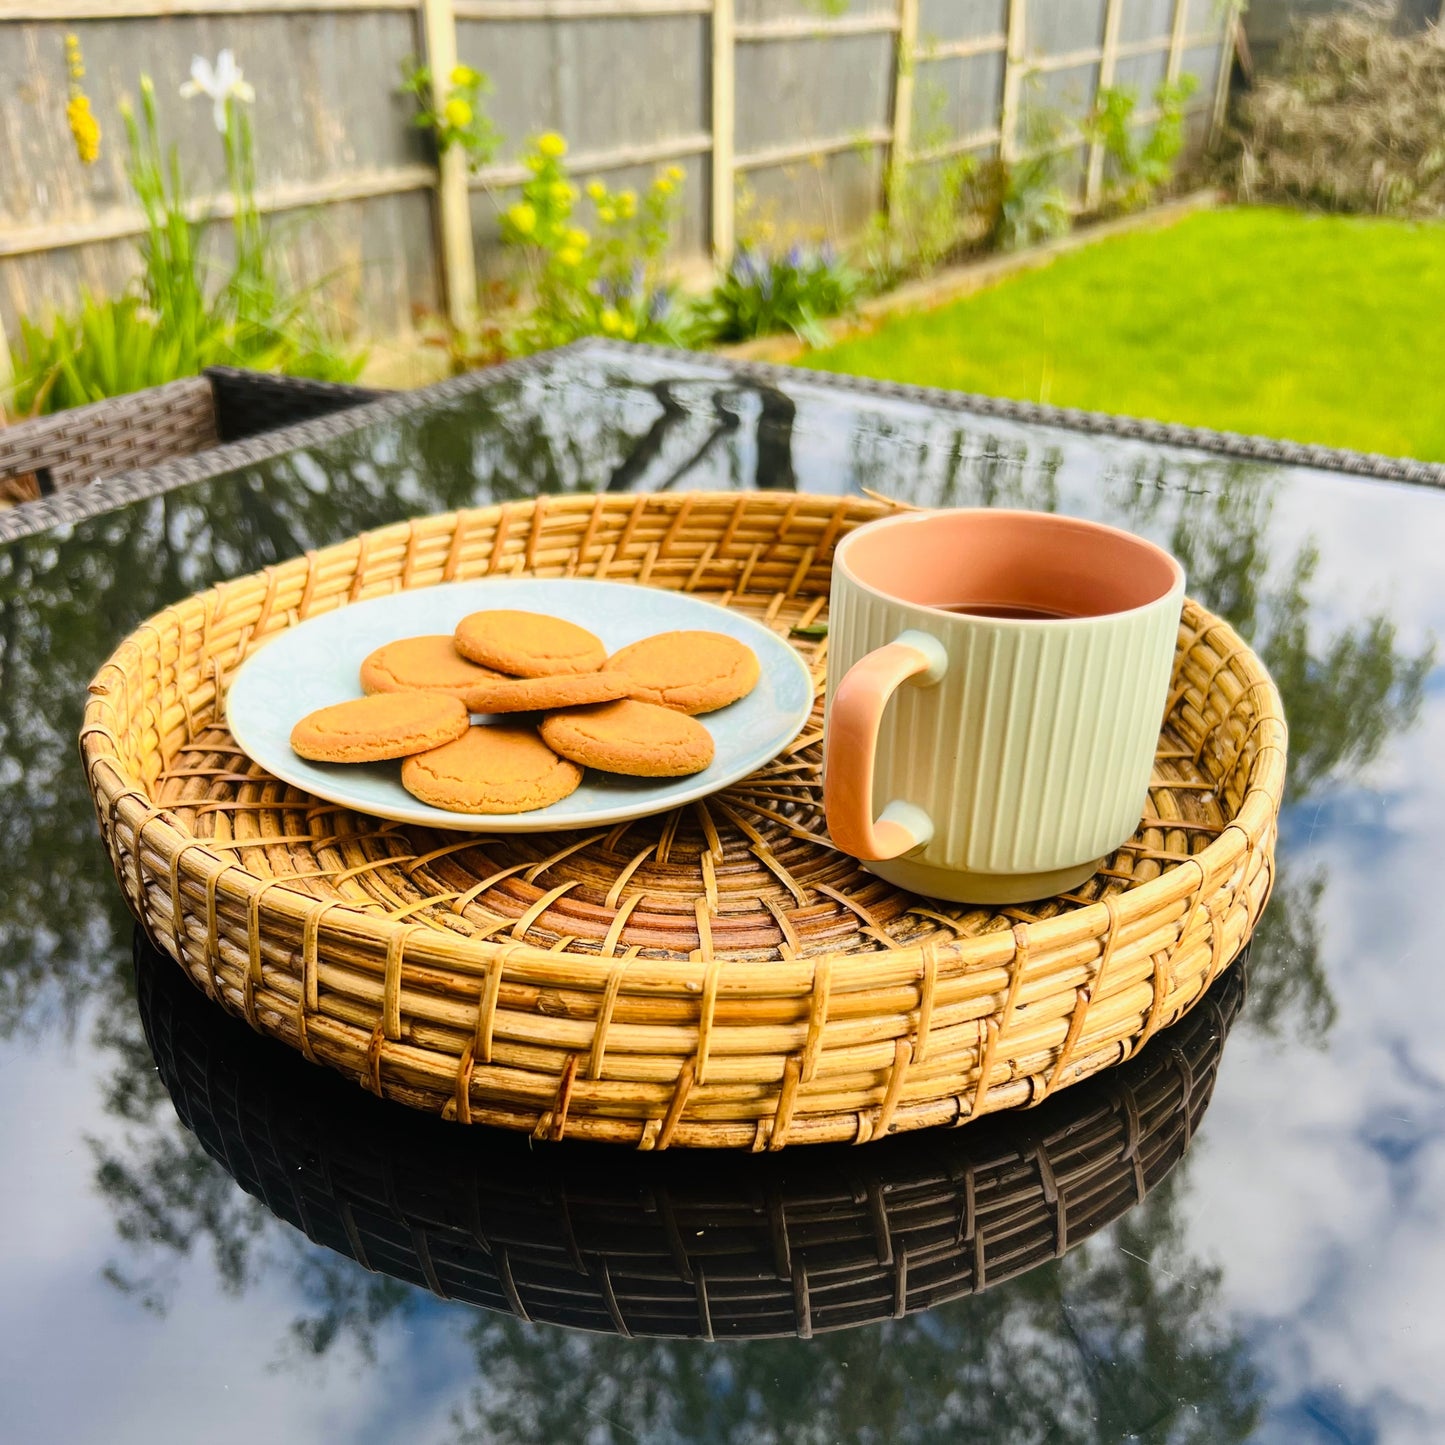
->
xmin=822 ymin=509 xmax=1186 ymax=904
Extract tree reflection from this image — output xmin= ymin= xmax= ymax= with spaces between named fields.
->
xmin=1103 ymin=456 xmax=1434 ymax=1042
xmin=448 ymin=1174 xmax=1258 ymax=1445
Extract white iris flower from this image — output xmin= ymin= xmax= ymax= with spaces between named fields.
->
xmin=180 ymin=50 xmax=256 ymax=133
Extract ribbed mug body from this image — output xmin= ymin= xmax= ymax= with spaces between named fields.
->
xmin=824 ymin=510 xmax=1185 ymax=903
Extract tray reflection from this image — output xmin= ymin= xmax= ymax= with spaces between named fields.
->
xmin=135 ymin=930 xmax=1247 ymax=1341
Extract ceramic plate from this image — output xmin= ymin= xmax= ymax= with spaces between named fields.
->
xmin=225 ymin=578 xmax=816 ymax=832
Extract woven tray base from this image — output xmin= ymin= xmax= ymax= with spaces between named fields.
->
xmin=83 ymin=492 xmax=1286 ymax=1148
xmin=137 ymin=928 xmax=1246 ymax=1339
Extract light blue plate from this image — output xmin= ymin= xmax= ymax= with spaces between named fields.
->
xmin=225 ymin=578 xmax=816 ymax=832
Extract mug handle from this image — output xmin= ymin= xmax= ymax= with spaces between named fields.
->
xmin=823 ymin=629 xmax=948 ymax=861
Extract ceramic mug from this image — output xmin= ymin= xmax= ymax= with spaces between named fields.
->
xmin=822 ymin=509 xmax=1186 ymax=904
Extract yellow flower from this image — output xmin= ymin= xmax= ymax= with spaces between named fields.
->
xmin=67 ymin=94 xmax=101 ymax=165
xmin=564 ymin=227 xmax=589 ymax=249
xmin=653 ymin=177 xmax=674 ymax=197
xmin=666 ymin=165 xmax=685 ymax=183
xmin=443 ymin=97 xmax=473 ymax=129
xmin=585 ymin=180 xmax=607 ymax=202
xmin=449 ymin=64 xmax=480 ymax=88
xmin=524 ymin=153 xmax=546 ymax=173
xmin=616 ymin=189 xmax=636 ymax=218
xmin=599 ymin=308 xmax=622 ymax=335
xmin=536 ymin=131 xmax=567 ymax=160
xmin=596 ymin=203 xmax=616 ymax=225
xmin=549 ymin=181 xmax=577 ymax=206
xmin=621 ymin=318 xmax=638 ymax=340
xmin=506 ymin=201 xmax=537 ymax=236
xmin=556 ymin=246 xmax=584 ymax=269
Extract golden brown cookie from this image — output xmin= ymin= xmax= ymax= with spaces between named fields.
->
xmin=290 ymin=693 xmax=469 ymax=763
xmin=401 ymin=724 xmax=583 ymax=814
xmin=360 ymin=634 xmax=504 ymax=700
xmin=463 ymin=670 xmax=632 ymax=714
xmin=608 ymin=630 xmax=761 ymax=714
xmin=539 ymin=699 xmax=715 ymax=777
xmin=454 ymin=610 xmax=607 ymax=678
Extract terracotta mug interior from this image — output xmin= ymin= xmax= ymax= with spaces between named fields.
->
xmin=836 ymin=509 xmax=1183 ymax=619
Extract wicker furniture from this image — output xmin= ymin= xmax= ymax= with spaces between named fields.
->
xmin=82 ymin=489 xmax=1285 ymax=1149
xmin=136 ymin=926 xmax=1246 ymax=1339
xmin=0 ymin=367 xmax=380 ymax=514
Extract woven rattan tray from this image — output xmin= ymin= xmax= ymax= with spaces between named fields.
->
xmin=136 ymin=927 xmax=1245 ymax=1338
xmin=82 ymin=491 xmax=1285 ymax=1149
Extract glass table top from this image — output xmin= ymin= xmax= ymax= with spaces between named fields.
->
xmin=0 ymin=344 xmax=1440 ymax=1444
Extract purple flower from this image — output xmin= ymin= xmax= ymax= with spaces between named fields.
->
xmin=785 ymin=243 xmax=804 ymax=271
xmin=820 ymin=241 xmax=837 ymax=268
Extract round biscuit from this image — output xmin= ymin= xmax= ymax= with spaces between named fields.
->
xmin=401 ymin=724 xmax=583 ymax=814
xmin=539 ymin=698 xmax=714 ymax=777
xmin=609 ymin=630 xmax=760 ymax=714
xmin=360 ymin=634 xmax=504 ymax=699
xmin=454 ymin=610 xmax=606 ymax=678
xmin=291 ymin=693 xmax=469 ymax=764
xmin=463 ymin=669 xmax=631 ymax=714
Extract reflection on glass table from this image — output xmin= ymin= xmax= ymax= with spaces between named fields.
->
xmin=2 ymin=344 xmax=1442 ymax=1443
xmin=134 ymin=928 xmax=1248 ymax=1342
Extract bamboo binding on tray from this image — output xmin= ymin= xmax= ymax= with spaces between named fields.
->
xmin=81 ymin=491 xmax=1286 ymax=1149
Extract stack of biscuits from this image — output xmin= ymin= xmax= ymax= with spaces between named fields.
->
xmin=288 ymin=609 xmax=760 ymax=815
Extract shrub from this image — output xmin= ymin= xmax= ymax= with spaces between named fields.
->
xmin=697 ymin=244 xmax=862 ymax=345
xmin=1085 ymin=75 xmax=1199 ymax=213
xmin=499 ymin=134 xmax=691 ymax=352
xmin=1231 ymin=3 xmax=1445 ymax=215
xmin=862 ymin=144 xmax=984 ymax=293
xmin=987 ymin=90 xmax=1075 ymax=253
xmin=401 ymin=61 xmax=501 ymax=171
xmin=7 ymin=56 xmax=361 ymax=418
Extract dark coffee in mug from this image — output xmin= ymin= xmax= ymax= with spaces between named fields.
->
xmin=937 ymin=602 xmax=1077 ymax=620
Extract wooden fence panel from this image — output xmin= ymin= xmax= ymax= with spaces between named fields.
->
xmin=0 ymin=7 xmax=438 ymax=337
xmin=918 ymin=0 xmax=1006 ymax=41
xmin=0 ymin=0 xmax=1233 ymax=346
xmin=458 ymin=9 xmax=711 ymax=275
xmin=1119 ymin=0 xmax=1175 ymax=44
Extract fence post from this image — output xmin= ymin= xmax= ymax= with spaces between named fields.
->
xmin=1210 ymin=10 xmax=1238 ymax=143
xmin=421 ymin=0 xmax=477 ymax=330
xmin=1085 ymin=0 xmax=1124 ymax=208
xmin=711 ymin=0 xmax=736 ymax=264
xmin=999 ymin=0 xmax=1027 ymax=164
xmin=1165 ymin=0 xmax=1189 ymax=82
xmin=887 ymin=0 xmax=919 ymax=215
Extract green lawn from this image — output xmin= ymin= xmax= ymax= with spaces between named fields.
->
xmin=804 ymin=207 xmax=1445 ymax=462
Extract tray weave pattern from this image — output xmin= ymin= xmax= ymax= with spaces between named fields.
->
xmin=82 ymin=491 xmax=1286 ymax=1149
xmin=137 ymin=929 xmax=1245 ymax=1338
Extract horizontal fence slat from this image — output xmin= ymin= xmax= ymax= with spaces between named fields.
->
xmin=0 ymin=165 xmax=436 ymax=259
xmin=735 ymin=11 xmax=898 ymax=42
xmin=1022 ymin=31 xmax=1219 ymax=76
xmin=734 ymin=127 xmax=892 ymax=174
xmin=910 ymin=126 xmax=1003 ymax=163
xmin=0 ymin=0 xmax=416 ymax=15
xmin=916 ymin=33 xmax=1006 ymax=61
xmin=469 ymin=132 xmax=714 ymax=189
xmin=454 ymin=0 xmax=709 ymax=17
